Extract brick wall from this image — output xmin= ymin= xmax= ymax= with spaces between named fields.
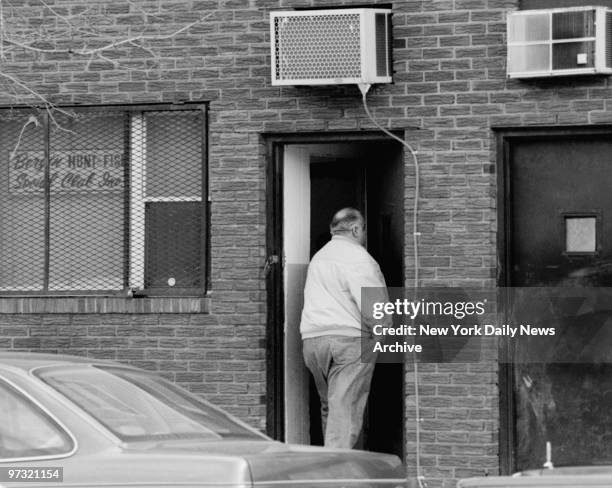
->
xmin=0 ymin=311 xmax=266 ymax=425
xmin=2 ymin=0 xmax=612 ymax=486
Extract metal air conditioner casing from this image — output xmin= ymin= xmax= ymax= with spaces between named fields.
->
xmin=507 ymin=6 xmax=612 ymax=78
xmin=270 ymin=8 xmax=392 ymax=86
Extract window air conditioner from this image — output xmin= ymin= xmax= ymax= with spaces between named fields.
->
xmin=507 ymin=6 xmax=612 ymax=78
xmin=270 ymin=8 xmax=392 ymax=86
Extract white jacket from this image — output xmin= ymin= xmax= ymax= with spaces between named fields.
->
xmin=300 ymin=235 xmax=388 ymax=338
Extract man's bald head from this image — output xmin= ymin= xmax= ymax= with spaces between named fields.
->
xmin=329 ymin=207 xmax=365 ymax=245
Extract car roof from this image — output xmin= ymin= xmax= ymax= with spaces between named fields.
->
xmin=0 ymin=352 xmax=131 ymax=372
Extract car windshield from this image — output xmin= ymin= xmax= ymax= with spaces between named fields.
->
xmin=36 ymin=365 xmax=266 ymax=442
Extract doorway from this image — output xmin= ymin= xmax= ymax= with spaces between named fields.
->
xmin=498 ymin=127 xmax=612 ymax=473
xmin=266 ymin=134 xmax=404 ymax=458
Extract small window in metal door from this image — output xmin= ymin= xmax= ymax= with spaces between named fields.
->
xmin=564 ymin=214 xmax=598 ymax=254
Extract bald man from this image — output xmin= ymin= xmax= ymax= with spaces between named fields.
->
xmin=300 ymin=207 xmax=388 ymax=449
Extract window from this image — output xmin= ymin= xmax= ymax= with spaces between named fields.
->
xmin=565 ymin=215 xmax=597 ymax=253
xmin=0 ymin=105 xmax=207 ymax=294
xmin=0 ymin=379 xmax=74 ymax=460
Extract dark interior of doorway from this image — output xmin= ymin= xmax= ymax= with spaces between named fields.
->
xmin=308 ymin=141 xmax=404 ymax=458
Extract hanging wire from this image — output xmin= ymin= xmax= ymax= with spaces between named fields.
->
xmin=359 ymin=83 xmax=426 ymax=488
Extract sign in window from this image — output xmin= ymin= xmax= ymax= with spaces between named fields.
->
xmin=0 ymin=107 xmax=206 ymax=294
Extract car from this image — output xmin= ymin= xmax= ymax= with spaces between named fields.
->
xmin=458 ymin=466 xmax=612 ymax=487
xmin=0 ymin=352 xmax=406 ymax=487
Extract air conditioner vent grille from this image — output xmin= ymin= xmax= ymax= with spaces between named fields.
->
xmin=375 ymin=13 xmax=390 ymax=77
xmin=274 ymin=13 xmax=362 ymax=81
xmin=608 ymin=12 xmax=612 ymax=68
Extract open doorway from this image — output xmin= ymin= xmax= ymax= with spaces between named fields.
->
xmin=270 ymin=136 xmax=404 ymax=458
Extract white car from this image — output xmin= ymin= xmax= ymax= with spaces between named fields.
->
xmin=0 ymin=352 xmax=406 ymax=487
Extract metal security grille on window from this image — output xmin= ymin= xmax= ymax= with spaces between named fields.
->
xmin=0 ymin=109 xmax=205 ymax=293
xmin=274 ymin=13 xmax=361 ymax=80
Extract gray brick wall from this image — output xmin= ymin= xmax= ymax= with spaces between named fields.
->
xmin=1 ymin=312 xmax=266 ymax=424
xmin=2 ymin=0 xmax=611 ymax=485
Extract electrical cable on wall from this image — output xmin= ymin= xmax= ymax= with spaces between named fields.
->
xmin=358 ymin=83 xmax=426 ymax=488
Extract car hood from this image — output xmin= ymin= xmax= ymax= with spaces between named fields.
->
xmin=122 ymin=439 xmax=406 ymax=485
xmin=458 ymin=466 xmax=612 ymax=487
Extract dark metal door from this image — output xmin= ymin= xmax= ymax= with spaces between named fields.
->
xmin=506 ymin=132 xmax=612 ymax=471
xmin=511 ymin=137 xmax=612 ymax=286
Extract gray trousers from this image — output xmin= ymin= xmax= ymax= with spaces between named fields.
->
xmin=302 ymin=335 xmax=376 ymax=449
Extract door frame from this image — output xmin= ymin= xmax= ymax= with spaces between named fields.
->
xmin=495 ymin=124 xmax=612 ymax=474
xmin=264 ymin=130 xmax=405 ymax=440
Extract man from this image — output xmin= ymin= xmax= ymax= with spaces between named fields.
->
xmin=300 ymin=207 xmax=388 ymax=449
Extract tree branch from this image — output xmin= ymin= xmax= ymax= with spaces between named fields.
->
xmin=0 ymin=1 xmax=214 ymax=118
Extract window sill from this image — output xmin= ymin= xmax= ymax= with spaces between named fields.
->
xmin=0 ymin=296 xmax=211 ymax=314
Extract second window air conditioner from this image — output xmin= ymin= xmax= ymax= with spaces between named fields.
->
xmin=507 ymin=6 xmax=612 ymax=78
